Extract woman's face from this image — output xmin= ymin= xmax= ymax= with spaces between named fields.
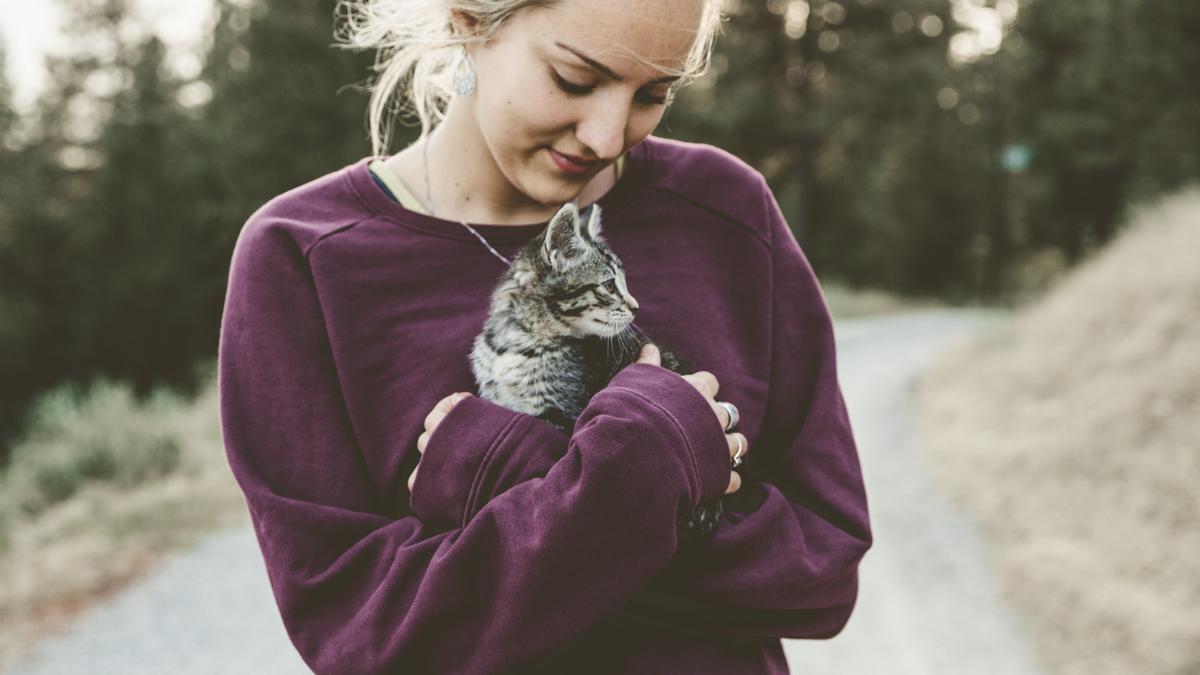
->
xmin=465 ymin=0 xmax=703 ymax=206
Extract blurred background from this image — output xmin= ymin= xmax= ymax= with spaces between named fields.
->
xmin=1 ymin=1 xmax=1197 ymax=674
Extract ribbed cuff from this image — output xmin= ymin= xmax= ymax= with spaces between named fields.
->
xmin=604 ymin=363 xmax=731 ymax=505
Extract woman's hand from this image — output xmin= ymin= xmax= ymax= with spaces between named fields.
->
xmin=408 ymin=391 xmax=473 ymax=493
xmin=409 ymin=345 xmax=749 ymax=496
xmin=636 ymin=343 xmax=748 ymax=495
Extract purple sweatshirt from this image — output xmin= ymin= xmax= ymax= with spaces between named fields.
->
xmin=218 ymin=134 xmax=872 ymax=674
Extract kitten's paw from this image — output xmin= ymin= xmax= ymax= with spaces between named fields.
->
xmin=677 ymin=498 xmax=724 ymax=544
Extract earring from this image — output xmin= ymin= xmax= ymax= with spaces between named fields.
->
xmin=452 ymin=46 xmax=476 ymax=96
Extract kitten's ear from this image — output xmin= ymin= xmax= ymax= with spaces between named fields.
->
xmin=584 ymin=204 xmax=603 ymax=240
xmin=542 ymin=202 xmax=589 ymax=270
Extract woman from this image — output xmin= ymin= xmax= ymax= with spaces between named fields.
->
xmin=217 ymin=0 xmax=872 ymax=672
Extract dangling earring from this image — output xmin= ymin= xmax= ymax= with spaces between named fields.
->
xmin=452 ymin=46 xmax=476 ymax=96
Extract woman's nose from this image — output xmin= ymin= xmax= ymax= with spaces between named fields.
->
xmin=575 ymin=98 xmax=629 ymax=161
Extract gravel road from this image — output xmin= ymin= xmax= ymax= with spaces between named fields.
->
xmin=8 ymin=308 xmax=1047 ymax=675
xmin=783 ymin=308 xmax=1046 ymax=674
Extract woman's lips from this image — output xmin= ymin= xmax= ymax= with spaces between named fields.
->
xmin=549 ymin=148 xmax=597 ymax=175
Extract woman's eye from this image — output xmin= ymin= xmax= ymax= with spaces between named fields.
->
xmin=640 ymin=88 xmax=671 ymax=106
xmin=552 ymin=71 xmax=593 ymax=96
xmin=552 ymin=71 xmax=668 ymax=106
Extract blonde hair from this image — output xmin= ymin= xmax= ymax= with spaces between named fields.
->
xmin=334 ymin=0 xmax=726 ymax=156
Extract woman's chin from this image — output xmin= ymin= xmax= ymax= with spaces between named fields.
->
xmin=526 ymin=179 xmax=586 ymax=208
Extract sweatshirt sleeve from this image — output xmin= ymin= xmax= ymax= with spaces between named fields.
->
xmin=409 ymin=364 xmax=719 ymax=533
xmin=404 ymin=179 xmax=874 ymax=641
xmin=217 ymin=216 xmax=733 ymax=675
xmin=408 ymin=394 xmax=571 ymax=532
xmin=616 ymin=181 xmax=873 ymax=640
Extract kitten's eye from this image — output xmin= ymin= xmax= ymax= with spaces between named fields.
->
xmin=603 ymin=279 xmax=619 ymax=294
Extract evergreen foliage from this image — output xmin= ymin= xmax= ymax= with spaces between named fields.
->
xmin=0 ymin=0 xmax=375 ymax=461
xmin=0 ymin=0 xmax=1197 ymax=462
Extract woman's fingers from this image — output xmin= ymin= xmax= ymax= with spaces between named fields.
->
xmin=727 ymin=432 xmax=748 ymax=460
xmin=712 ymin=401 xmax=733 ymax=430
xmin=724 ymin=433 xmax=747 ymax=494
xmin=726 ymin=470 xmax=741 ymax=494
xmin=682 ymin=370 xmax=719 ymax=399
xmin=413 ymin=392 xmax=472 ymax=489
xmin=424 ymin=392 xmax=471 ymax=431
xmin=637 ymin=343 xmax=662 ymax=366
xmin=423 ymin=403 xmax=450 ymax=431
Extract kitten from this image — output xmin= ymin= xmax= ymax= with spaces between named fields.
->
xmin=469 ymin=202 xmax=724 ymax=541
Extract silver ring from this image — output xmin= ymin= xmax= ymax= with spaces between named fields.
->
xmin=731 ymin=434 xmax=745 ymax=468
xmin=717 ymin=401 xmax=740 ymax=432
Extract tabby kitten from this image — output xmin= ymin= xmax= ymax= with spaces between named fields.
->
xmin=469 ymin=202 xmax=724 ymax=541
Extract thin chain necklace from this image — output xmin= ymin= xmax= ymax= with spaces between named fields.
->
xmin=422 ymin=130 xmax=514 ymax=268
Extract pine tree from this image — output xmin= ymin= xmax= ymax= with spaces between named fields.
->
xmin=1008 ymin=0 xmax=1200 ymax=260
xmin=666 ymin=0 xmax=992 ymax=297
xmin=0 ymin=43 xmax=16 ymax=143
xmin=0 ymin=1 xmax=189 ymax=456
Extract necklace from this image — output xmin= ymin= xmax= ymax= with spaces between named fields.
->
xmin=422 ymin=130 xmax=514 ymax=268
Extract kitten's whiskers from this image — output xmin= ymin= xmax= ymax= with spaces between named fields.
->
xmin=603 ymin=315 xmax=621 ymax=363
xmin=616 ymin=323 xmax=635 ymax=363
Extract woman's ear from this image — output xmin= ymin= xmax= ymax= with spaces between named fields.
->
xmin=449 ymin=9 xmax=480 ymax=37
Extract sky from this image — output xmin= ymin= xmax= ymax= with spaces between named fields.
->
xmin=0 ymin=0 xmax=214 ymax=111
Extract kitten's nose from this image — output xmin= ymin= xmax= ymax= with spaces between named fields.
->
xmin=628 ymin=296 xmax=639 ymax=311
xmin=630 ymin=305 xmax=639 ymax=317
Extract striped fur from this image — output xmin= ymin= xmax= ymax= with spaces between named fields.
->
xmin=469 ymin=202 xmax=724 ymax=541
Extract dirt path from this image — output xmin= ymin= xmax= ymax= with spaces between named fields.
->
xmin=7 ymin=309 xmax=1046 ymax=675
xmin=784 ymin=308 xmax=1046 ymax=674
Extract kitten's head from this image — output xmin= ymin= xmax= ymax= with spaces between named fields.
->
xmin=511 ymin=203 xmax=639 ymax=338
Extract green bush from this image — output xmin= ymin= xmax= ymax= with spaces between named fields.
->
xmin=1 ymin=378 xmax=187 ymax=519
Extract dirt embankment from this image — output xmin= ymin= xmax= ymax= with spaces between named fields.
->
xmin=917 ymin=188 xmax=1200 ymax=675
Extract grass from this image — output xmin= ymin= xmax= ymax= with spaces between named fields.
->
xmin=916 ymin=186 xmax=1200 ymax=675
xmin=0 ymin=363 xmax=246 ymax=669
xmin=821 ymin=281 xmax=946 ymax=320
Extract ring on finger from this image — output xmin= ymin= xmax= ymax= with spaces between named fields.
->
xmin=717 ymin=401 xmax=740 ymax=432
xmin=731 ymin=434 xmax=746 ymax=468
